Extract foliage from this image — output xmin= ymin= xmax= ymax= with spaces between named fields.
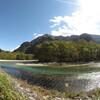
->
xmin=0 ymin=73 xmax=27 ymax=100
xmin=34 ymin=40 xmax=100 ymax=62
xmin=64 ymin=90 xmax=79 ymax=98
xmin=64 ymin=89 xmax=100 ymax=99
xmin=14 ymin=33 xmax=100 ymax=54
xmin=0 ymin=51 xmax=34 ymax=60
xmin=14 ymin=42 xmax=31 ymax=53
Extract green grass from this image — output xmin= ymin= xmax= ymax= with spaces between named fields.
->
xmin=63 ymin=89 xmax=100 ymax=99
xmin=0 ymin=73 xmax=27 ymax=100
xmin=31 ymin=85 xmax=100 ymax=99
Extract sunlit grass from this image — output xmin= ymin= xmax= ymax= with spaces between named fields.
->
xmin=0 ymin=73 xmax=27 ymax=100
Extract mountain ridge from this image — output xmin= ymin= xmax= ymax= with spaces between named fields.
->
xmin=14 ymin=33 xmax=100 ymax=54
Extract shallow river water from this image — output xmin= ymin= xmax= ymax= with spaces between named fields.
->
xmin=0 ymin=61 xmax=100 ymax=92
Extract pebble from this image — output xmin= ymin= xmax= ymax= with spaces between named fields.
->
xmin=54 ymin=97 xmax=62 ymax=100
xmin=32 ymin=92 xmax=37 ymax=97
xmin=83 ymin=97 xmax=92 ymax=100
xmin=26 ymin=88 xmax=30 ymax=92
xmin=65 ymin=83 xmax=69 ymax=87
xmin=43 ymin=96 xmax=47 ymax=99
xmin=29 ymin=97 xmax=35 ymax=100
xmin=74 ymin=97 xmax=82 ymax=100
xmin=20 ymin=87 xmax=24 ymax=90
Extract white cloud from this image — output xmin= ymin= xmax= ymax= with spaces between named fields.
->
xmin=49 ymin=16 xmax=63 ymax=27
xmin=51 ymin=25 xmax=77 ymax=36
xmin=50 ymin=0 xmax=100 ymax=36
xmin=33 ymin=33 xmax=44 ymax=38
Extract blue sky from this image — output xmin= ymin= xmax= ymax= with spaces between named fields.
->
xmin=0 ymin=0 xmax=78 ymax=51
xmin=0 ymin=0 xmax=100 ymax=51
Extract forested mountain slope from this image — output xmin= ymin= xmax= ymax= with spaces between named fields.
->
xmin=14 ymin=33 xmax=100 ymax=54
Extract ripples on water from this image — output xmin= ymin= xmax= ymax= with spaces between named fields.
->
xmin=0 ymin=61 xmax=100 ymax=92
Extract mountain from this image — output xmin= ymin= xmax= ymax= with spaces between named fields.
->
xmin=14 ymin=34 xmax=56 ymax=53
xmin=14 ymin=33 xmax=100 ymax=54
xmin=0 ymin=49 xmax=3 ymax=52
xmin=25 ymin=34 xmax=56 ymax=54
xmin=91 ymin=35 xmax=100 ymax=43
xmin=14 ymin=42 xmax=31 ymax=53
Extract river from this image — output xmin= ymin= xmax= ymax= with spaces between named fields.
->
xmin=0 ymin=60 xmax=100 ymax=92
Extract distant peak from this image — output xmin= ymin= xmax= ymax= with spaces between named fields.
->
xmin=42 ymin=34 xmax=52 ymax=37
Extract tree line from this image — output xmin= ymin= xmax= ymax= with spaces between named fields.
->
xmin=34 ymin=40 xmax=100 ymax=62
xmin=0 ymin=51 xmax=34 ymax=60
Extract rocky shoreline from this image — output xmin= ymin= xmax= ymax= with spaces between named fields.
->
xmin=0 ymin=69 xmax=66 ymax=100
xmin=1 ymin=69 xmax=100 ymax=100
xmin=0 ymin=70 xmax=37 ymax=100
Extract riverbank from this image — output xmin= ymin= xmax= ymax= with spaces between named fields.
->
xmin=15 ymin=61 xmax=100 ymax=67
xmin=0 ymin=69 xmax=64 ymax=100
xmin=0 ymin=59 xmax=100 ymax=67
xmin=0 ymin=70 xmax=26 ymax=100
xmin=0 ymin=59 xmax=36 ymax=62
xmin=1 ymin=69 xmax=100 ymax=100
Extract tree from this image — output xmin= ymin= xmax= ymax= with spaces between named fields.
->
xmin=34 ymin=40 xmax=100 ymax=62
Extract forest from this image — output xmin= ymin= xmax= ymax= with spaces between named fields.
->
xmin=0 ymin=50 xmax=33 ymax=60
xmin=34 ymin=39 xmax=100 ymax=62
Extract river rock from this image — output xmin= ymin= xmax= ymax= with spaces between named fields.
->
xmin=29 ymin=97 xmax=35 ymax=100
xmin=83 ymin=97 xmax=92 ymax=100
xmin=26 ymin=88 xmax=30 ymax=92
xmin=32 ymin=92 xmax=37 ymax=97
xmin=53 ymin=97 xmax=62 ymax=100
xmin=64 ymin=98 xmax=72 ymax=100
xmin=43 ymin=96 xmax=47 ymax=99
xmin=74 ymin=97 xmax=82 ymax=100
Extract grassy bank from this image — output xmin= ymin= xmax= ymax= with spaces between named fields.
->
xmin=0 ymin=72 xmax=27 ymax=100
xmin=13 ymin=79 xmax=100 ymax=100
